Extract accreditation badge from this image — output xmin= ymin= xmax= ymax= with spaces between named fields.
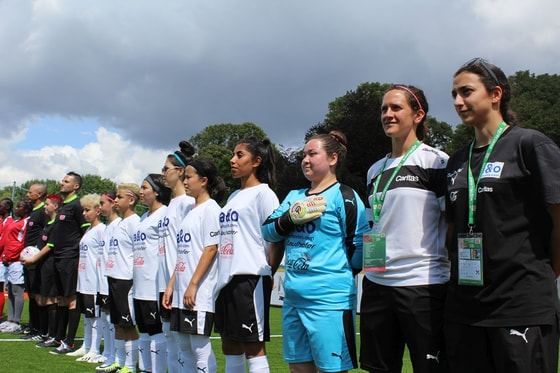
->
xmin=363 ymin=233 xmax=386 ymax=272
xmin=457 ymin=233 xmax=483 ymax=286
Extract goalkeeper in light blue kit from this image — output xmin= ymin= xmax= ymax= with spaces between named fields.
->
xmin=262 ymin=131 xmax=368 ymax=373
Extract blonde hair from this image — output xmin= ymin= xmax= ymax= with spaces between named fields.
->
xmin=117 ymin=183 xmax=140 ymax=206
xmin=80 ymin=193 xmax=101 ymax=208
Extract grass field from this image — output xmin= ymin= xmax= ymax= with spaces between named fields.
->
xmin=1 ymin=302 xmax=413 ymax=372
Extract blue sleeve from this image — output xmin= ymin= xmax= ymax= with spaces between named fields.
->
xmin=261 ymin=190 xmax=298 ymax=243
xmin=339 ymin=185 xmax=368 ymax=273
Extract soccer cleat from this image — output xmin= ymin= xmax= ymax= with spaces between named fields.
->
xmin=2 ymin=322 xmax=21 ymax=333
xmin=95 ymin=362 xmax=120 ymax=372
xmin=76 ymin=350 xmax=97 ymax=361
xmin=90 ymin=354 xmax=107 ymax=364
xmin=49 ymin=341 xmax=75 ymax=355
xmin=36 ymin=337 xmax=59 ymax=348
xmin=0 ymin=321 xmax=14 ymax=332
xmin=117 ymin=367 xmax=134 ymax=373
xmin=66 ymin=344 xmax=87 ymax=357
xmin=10 ymin=324 xmax=25 ymax=335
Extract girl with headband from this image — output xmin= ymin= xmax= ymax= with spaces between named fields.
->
xmin=445 ymin=58 xmax=560 ymax=372
xmin=134 ymin=174 xmax=171 ymax=373
xmin=163 ymin=157 xmax=226 ymax=372
xmin=159 ymin=140 xmax=196 ymax=373
xmin=360 ymin=85 xmax=450 ymax=372
xmin=104 ymin=183 xmax=141 ymax=373
xmin=93 ymin=190 xmax=121 ymax=369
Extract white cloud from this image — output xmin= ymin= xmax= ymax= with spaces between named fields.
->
xmin=0 ymin=127 xmax=168 ymax=188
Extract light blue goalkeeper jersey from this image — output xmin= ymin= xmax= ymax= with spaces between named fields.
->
xmin=262 ymin=182 xmax=368 ymax=310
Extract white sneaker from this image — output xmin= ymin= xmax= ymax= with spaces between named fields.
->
xmin=0 ymin=321 xmax=15 ymax=332
xmin=89 ymin=354 xmax=107 ymax=364
xmin=2 ymin=322 xmax=20 ymax=333
xmin=66 ymin=344 xmax=87 ymax=357
xmin=76 ymin=350 xmax=97 ymax=361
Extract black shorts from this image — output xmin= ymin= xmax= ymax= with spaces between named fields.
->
xmin=133 ymin=299 xmax=163 ymax=336
xmin=108 ymin=277 xmax=135 ymax=327
xmin=54 ymin=257 xmax=78 ymax=297
xmin=24 ymin=266 xmax=40 ymax=294
xmin=40 ymin=255 xmax=57 ymax=297
xmin=444 ymin=319 xmax=559 ymax=373
xmin=170 ymin=308 xmax=214 ymax=336
xmin=360 ymin=279 xmax=448 ymax=373
xmin=96 ymin=292 xmax=110 ymax=313
xmin=77 ymin=292 xmax=98 ymax=318
xmin=214 ymin=275 xmax=271 ymax=342
xmin=159 ymin=292 xmax=171 ymax=320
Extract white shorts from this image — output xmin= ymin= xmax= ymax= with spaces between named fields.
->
xmin=6 ymin=262 xmax=24 ymax=285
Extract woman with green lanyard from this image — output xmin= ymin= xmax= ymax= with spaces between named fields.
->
xmin=445 ymin=58 xmax=560 ymax=373
xmin=360 ymin=85 xmax=450 ymax=373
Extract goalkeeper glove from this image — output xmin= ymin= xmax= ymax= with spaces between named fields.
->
xmin=277 ymin=196 xmax=327 ymax=234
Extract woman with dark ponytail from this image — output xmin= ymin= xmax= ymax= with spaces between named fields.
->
xmin=215 ymin=137 xmax=281 ymax=373
xmin=158 ymin=141 xmax=196 ymax=373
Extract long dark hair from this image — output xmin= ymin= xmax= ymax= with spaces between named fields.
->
xmin=188 ymin=158 xmax=227 ymax=202
xmin=236 ymin=137 xmax=276 ymax=188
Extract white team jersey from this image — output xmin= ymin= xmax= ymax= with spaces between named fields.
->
xmin=105 ymin=214 xmax=140 ymax=281
xmin=98 ymin=217 xmax=121 ymax=295
xmin=133 ymin=205 xmax=168 ymax=301
xmin=217 ymin=183 xmax=279 ymax=290
xmin=365 ymin=143 xmax=449 ymax=286
xmin=158 ymin=194 xmax=194 ymax=292
xmin=77 ymin=223 xmax=106 ymax=295
xmin=173 ymin=199 xmax=221 ymax=311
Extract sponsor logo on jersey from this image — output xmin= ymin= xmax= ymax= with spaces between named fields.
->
xmin=78 ymin=262 xmax=86 ymax=270
xmin=395 ymin=175 xmax=419 ymax=182
xmin=219 ymin=241 xmax=234 ymax=257
xmin=134 ymin=256 xmax=145 ymax=266
xmin=447 ymin=168 xmax=463 ymax=186
xmin=481 ymin=162 xmax=504 ymax=179
xmin=478 ymin=186 xmax=493 ymax=193
xmin=176 ymin=261 xmax=186 ymax=272
xmin=220 ymin=209 xmax=239 ymax=223
xmin=59 ymin=215 xmax=66 ymax=221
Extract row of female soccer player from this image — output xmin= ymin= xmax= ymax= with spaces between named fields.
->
xmin=22 ymin=57 xmax=560 ymax=373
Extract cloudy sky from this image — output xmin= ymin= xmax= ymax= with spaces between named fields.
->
xmin=0 ymin=0 xmax=558 ymax=189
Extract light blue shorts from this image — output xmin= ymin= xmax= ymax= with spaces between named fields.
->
xmin=282 ymin=305 xmax=357 ymax=372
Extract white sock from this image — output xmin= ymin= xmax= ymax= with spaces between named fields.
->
xmin=124 ymin=339 xmax=138 ymax=370
xmin=115 ymin=339 xmax=126 ymax=367
xmin=162 ymin=321 xmax=180 ymax=373
xmin=248 ymin=355 xmax=269 ymax=373
xmin=176 ymin=333 xmax=196 ymax=370
xmin=191 ymin=334 xmax=216 ymax=373
xmin=101 ymin=314 xmax=115 ymax=364
xmin=83 ymin=317 xmax=92 ymax=351
xmin=138 ymin=333 xmax=151 ymax=372
xmin=225 ymin=354 xmax=246 ymax=373
xmin=151 ymin=332 xmax=167 ymax=373
xmin=90 ymin=317 xmax=101 ymax=354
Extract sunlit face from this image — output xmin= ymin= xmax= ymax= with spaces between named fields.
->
xmin=139 ymin=180 xmax=157 ymax=208
xmin=161 ymin=159 xmax=184 ymax=188
xmin=60 ymin=175 xmax=78 ymax=194
xmin=230 ymin=144 xmax=260 ymax=180
xmin=44 ymin=199 xmax=60 ymax=216
xmin=301 ymin=139 xmax=336 ymax=183
xmin=380 ymin=90 xmax=420 ymax=139
xmin=452 ymin=71 xmax=496 ymax=126
xmin=26 ymin=185 xmax=42 ymax=203
xmin=183 ymin=165 xmax=206 ymax=199
xmin=82 ymin=204 xmax=100 ymax=224
xmin=114 ymin=189 xmax=135 ymax=214
xmin=99 ymin=195 xmax=116 ymax=217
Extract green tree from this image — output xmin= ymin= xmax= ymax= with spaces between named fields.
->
xmin=425 ymin=117 xmax=453 ymax=152
xmin=189 ymin=122 xmax=271 ymax=202
xmin=510 ymin=70 xmax=560 ymax=145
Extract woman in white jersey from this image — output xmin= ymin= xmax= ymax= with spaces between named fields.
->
xmin=163 ymin=157 xmax=226 ymax=373
xmin=215 ymin=137 xmax=281 ymax=373
xmin=360 ymin=85 xmax=449 ymax=373
xmin=94 ymin=190 xmax=121 ymax=370
xmin=74 ymin=194 xmax=105 ymax=362
xmin=134 ymin=174 xmax=171 ymax=373
xmin=159 ymin=141 xmax=196 ymax=373
xmin=104 ymin=183 xmax=141 ymax=373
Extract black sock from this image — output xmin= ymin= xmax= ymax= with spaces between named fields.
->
xmin=55 ymin=305 xmax=68 ymax=342
xmin=47 ymin=304 xmax=57 ymax=338
xmin=65 ymin=307 xmax=81 ymax=347
xmin=28 ymin=298 xmax=39 ymax=330
xmin=38 ymin=305 xmax=48 ymax=335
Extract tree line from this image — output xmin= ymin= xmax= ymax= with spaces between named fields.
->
xmin=2 ymin=70 xmax=559 ymax=204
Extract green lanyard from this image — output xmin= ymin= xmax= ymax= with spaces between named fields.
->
xmin=371 ymin=140 xmax=421 ymax=223
xmin=467 ymin=121 xmax=507 ymax=230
